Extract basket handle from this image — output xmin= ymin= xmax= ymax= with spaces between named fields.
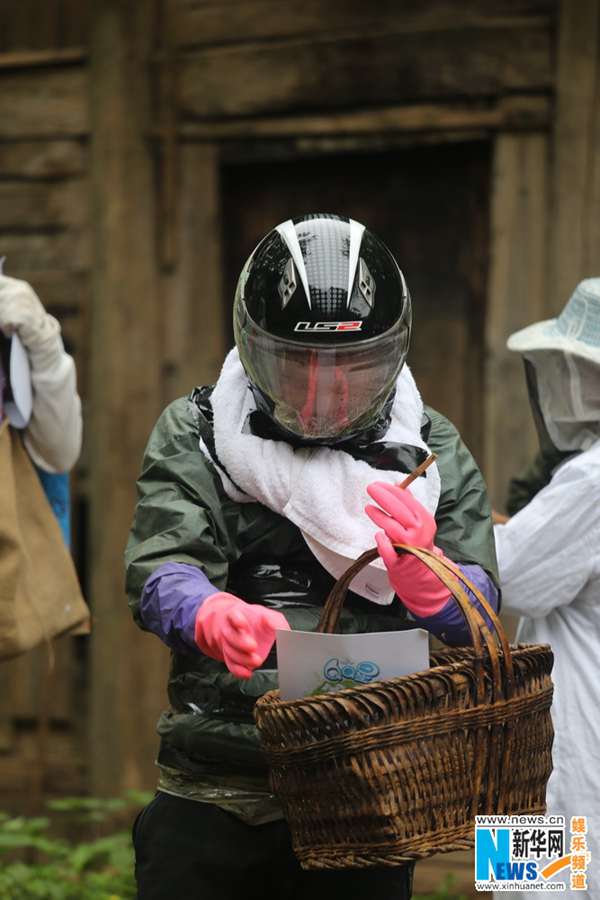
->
xmin=317 ymin=544 xmax=514 ymax=701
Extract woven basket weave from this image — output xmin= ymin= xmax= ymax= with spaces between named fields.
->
xmin=254 ymin=545 xmax=554 ymax=870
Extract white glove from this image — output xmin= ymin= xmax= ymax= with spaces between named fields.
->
xmin=0 ymin=274 xmax=82 ymax=472
xmin=0 ymin=275 xmax=60 ymax=358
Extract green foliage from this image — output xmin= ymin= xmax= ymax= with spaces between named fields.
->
xmin=414 ymin=873 xmax=469 ymax=900
xmin=0 ymin=796 xmax=468 ymax=900
xmin=0 ymin=792 xmax=152 ymax=900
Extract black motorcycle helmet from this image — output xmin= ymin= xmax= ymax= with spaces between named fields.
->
xmin=233 ymin=213 xmax=412 ymax=444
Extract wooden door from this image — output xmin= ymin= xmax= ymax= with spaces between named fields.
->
xmin=221 ymin=141 xmax=491 ymax=462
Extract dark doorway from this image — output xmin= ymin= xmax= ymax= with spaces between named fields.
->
xmin=221 ymin=142 xmax=491 ymax=462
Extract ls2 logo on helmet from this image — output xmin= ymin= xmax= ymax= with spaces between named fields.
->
xmin=294 ymin=321 xmax=363 ymax=333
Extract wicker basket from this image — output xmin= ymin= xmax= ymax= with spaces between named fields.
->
xmin=254 ymin=545 xmax=554 ymax=870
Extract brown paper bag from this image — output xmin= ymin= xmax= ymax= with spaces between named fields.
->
xmin=0 ymin=419 xmax=90 ymax=660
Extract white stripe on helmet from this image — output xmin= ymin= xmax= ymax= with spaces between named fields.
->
xmin=347 ymin=218 xmax=366 ymax=306
xmin=276 ymin=220 xmax=312 ymax=309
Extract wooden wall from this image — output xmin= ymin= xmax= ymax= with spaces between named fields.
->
xmin=0 ymin=0 xmax=88 ymax=52
xmin=1 ymin=2 xmax=600 ymax=850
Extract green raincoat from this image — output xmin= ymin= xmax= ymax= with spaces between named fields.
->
xmin=125 ymin=388 xmax=498 ymax=823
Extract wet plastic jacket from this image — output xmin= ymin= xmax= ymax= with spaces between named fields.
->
xmin=125 ymin=389 xmax=498 ymax=786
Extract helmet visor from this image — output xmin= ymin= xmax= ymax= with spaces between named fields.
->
xmin=236 ymin=307 xmax=409 ymax=440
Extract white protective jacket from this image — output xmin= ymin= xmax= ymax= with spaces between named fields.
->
xmin=494 ymin=441 xmax=600 ymax=899
xmin=0 ymin=275 xmax=82 ymax=473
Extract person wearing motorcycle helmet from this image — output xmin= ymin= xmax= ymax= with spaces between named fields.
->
xmin=125 ymin=214 xmax=499 ymax=900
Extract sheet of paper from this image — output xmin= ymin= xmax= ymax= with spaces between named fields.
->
xmin=276 ymin=628 xmax=429 ymax=700
xmin=5 ymin=334 xmax=32 ymax=429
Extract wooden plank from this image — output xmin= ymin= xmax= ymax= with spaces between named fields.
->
xmin=0 ymin=1 xmax=90 ymax=54
xmin=0 ymin=180 xmax=86 ymax=229
xmin=11 ymin=270 xmax=90 ymax=314
xmin=550 ymin=0 xmax=600 ymax=309
xmin=0 ymin=0 xmax=45 ymax=53
xmin=89 ymin=0 xmax=169 ymax=796
xmin=177 ymin=25 xmax=553 ymax=119
xmin=0 ymin=141 xmax=86 ymax=178
xmin=0 ymin=67 xmax=87 ymax=137
xmin=0 ymin=233 xmax=90 ymax=272
xmin=167 ymin=0 xmax=556 ymax=49
xmin=0 ymin=727 xmax=85 ymax=813
xmin=1 ymin=639 xmax=76 ymax=723
xmin=0 ymin=0 xmax=62 ymax=54
xmin=162 ymin=143 xmax=226 ymax=402
xmin=0 ymin=48 xmax=84 ymax=69
xmin=178 ymin=96 xmax=551 ymax=141
xmin=218 ymin=129 xmax=496 ymax=166
xmin=484 ymin=134 xmax=550 ymax=511
xmin=58 ymin=0 xmax=92 ymax=50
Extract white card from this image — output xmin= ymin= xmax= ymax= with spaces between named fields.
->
xmin=5 ymin=334 xmax=32 ymax=429
xmin=276 ymin=628 xmax=429 ymax=700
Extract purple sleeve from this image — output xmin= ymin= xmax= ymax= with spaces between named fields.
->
xmin=411 ymin=563 xmax=499 ymax=647
xmin=140 ymin=562 xmax=218 ymax=654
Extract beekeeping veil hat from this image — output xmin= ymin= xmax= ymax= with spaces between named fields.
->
xmin=507 ymin=278 xmax=600 ymax=452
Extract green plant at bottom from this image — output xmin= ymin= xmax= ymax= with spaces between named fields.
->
xmin=0 ymin=793 xmax=151 ymax=900
xmin=414 ymin=872 xmax=469 ymax=900
xmin=0 ymin=799 xmax=470 ymax=900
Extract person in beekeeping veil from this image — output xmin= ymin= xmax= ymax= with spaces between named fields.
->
xmin=0 ymin=271 xmax=84 ymax=658
xmin=125 ymin=214 xmax=500 ymax=900
xmin=493 ymin=278 xmax=600 ymax=900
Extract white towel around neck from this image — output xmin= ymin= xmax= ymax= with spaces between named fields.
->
xmin=201 ymin=348 xmax=441 ymax=604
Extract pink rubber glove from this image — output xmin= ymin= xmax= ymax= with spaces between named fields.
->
xmin=365 ymin=482 xmax=451 ymax=617
xmin=194 ymin=592 xmax=290 ymax=679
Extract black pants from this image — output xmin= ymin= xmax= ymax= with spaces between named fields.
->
xmin=133 ymin=792 xmax=414 ymax=900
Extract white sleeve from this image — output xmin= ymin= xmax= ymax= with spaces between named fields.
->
xmin=494 ymin=454 xmax=600 ymax=619
xmin=23 ymin=331 xmax=82 ymax=474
